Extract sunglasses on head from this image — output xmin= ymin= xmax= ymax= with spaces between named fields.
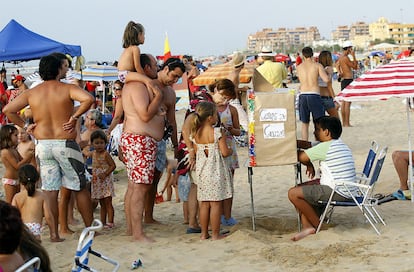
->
xmin=166 ymin=59 xmax=183 ymax=69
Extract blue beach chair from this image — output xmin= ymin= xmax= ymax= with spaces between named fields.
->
xmin=72 ymin=219 xmax=119 ymax=272
xmin=316 ymin=146 xmax=388 ymax=235
xmin=321 ymin=140 xmax=379 ymax=224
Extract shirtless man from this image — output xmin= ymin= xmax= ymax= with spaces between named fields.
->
xmin=296 ymin=46 xmax=329 ymax=141
xmin=120 ymin=53 xmax=164 ymax=242
xmin=336 ymin=41 xmax=358 ymax=127
xmin=3 ymin=53 xmax=95 ymax=236
xmin=144 ymin=57 xmax=184 ymax=224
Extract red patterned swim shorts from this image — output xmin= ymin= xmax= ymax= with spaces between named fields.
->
xmin=120 ymin=132 xmax=158 ymax=184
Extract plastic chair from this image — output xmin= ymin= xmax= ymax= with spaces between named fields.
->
xmin=15 ymin=257 xmax=41 ymax=272
xmin=316 ymin=146 xmax=388 ymax=235
xmin=322 ymin=140 xmax=379 ymax=223
xmin=72 ymin=219 xmax=119 ymax=272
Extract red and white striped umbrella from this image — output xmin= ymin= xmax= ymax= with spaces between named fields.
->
xmin=337 ymin=58 xmax=414 ymax=202
xmin=337 ymin=58 xmax=414 ymax=102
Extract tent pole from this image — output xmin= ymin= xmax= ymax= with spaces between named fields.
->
xmin=407 ymin=98 xmax=413 ymax=203
xmin=248 ymin=167 xmax=256 ymax=231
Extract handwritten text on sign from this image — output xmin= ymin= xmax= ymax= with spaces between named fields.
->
xmin=263 ymin=123 xmax=285 ymax=139
xmin=259 ymin=108 xmax=287 ymax=122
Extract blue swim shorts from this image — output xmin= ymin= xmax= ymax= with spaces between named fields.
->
xmin=178 ymin=173 xmax=191 ymax=201
xmin=155 ymin=140 xmax=167 ymax=172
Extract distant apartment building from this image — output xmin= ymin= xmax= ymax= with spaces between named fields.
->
xmin=246 ymin=17 xmax=413 ymax=54
xmin=350 ymin=22 xmax=370 ymax=49
xmin=388 ymin=22 xmax=414 ymax=46
xmin=369 ymin=17 xmax=390 ymax=41
xmin=331 ymin=25 xmax=350 ymax=41
xmin=247 ymin=27 xmax=321 ymax=53
xmin=330 ymin=22 xmax=371 ymax=49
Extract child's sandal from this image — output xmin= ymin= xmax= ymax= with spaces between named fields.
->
xmin=104 ymin=223 xmax=114 ymax=229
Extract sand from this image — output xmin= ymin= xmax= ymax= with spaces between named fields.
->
xmin=2 ymin=81 xmax=414 ymax=272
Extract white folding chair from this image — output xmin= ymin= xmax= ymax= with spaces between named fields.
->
xmin=316 ymin=146 xmax=388 ymax=235
xmin=72 ymin=219 xmax=119 ymax=272
xmin=15 ymin=257 xmax=41 ymax=272
xmin=322 ymin=140 xmax=379 ymax=224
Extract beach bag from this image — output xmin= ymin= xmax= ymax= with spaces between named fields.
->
xmin=108 ymin=124 xmax=123 ymax=155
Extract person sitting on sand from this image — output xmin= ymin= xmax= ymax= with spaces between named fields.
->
xmin=391 ymin=150 xmax=413 ymax=200
xmin=288 ymin=116 xmax=357 ymax=241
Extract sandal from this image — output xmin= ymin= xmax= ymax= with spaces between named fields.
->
xmin=104 ymin=223 xmax=114 ymax=229
xmin=392 ymin=189 xmax=406 ymax=200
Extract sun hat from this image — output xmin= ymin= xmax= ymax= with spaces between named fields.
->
xmin=232 ymin=52 xmax=245 ymax=68
xmin=258 ymin=46 xmax=276 ymax=57
xmin=342 ymin=41 xmax=353 ymax=49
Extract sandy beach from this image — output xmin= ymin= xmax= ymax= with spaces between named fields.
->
xmin=1 ymin=81 xmax=414 ymax=272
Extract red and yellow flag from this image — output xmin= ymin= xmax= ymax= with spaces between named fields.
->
xmin=164 ymin=33 xmax=172 ymax=62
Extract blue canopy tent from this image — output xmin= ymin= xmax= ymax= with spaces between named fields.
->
xmin=0 ymin=19 xmax=81 ymax=62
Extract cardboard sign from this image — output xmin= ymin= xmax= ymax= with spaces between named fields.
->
xmin=247 ymin=89 xmax=297 ymax=167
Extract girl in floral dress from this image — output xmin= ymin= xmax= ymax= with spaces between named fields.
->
xmin=210 ymin=79 xmax=240 ymax=226
xmin=90 ymin=130 xmax=116 ymax=228
xmin=191 ymin=101 xmax=233 ymax=240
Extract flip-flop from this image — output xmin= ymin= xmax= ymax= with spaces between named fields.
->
xmin=392 ymin=189 xmax=406 ymax=200
xmin=220 ymin=229 xmax=230 ymax=235
xmin=186 ymin=227 xmax=202 ymax=234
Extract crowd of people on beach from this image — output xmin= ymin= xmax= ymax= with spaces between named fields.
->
xmin=1 ymin=19 xmax=414 ymax=271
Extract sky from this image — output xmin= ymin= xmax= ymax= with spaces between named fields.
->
xmin=0 ymin=0 xmax=413 ymax=63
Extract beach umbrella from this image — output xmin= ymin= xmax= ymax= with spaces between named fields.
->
xmin=73 ymin=65 xmax=118 ymax=81
xmin=397 ymin=50 xmax=411 ymax=59
xmin=369 ymin=51 xmax=385 ymax=57
xmin=72 ymin=65 xmax=118 ymax=116
xmin=336 ymin=58 xmax=414 ymax=202
xmin=275 ymin=53 xmax=291 ymax=63
xmin=192 ymin=62 xmax=255 ymax=86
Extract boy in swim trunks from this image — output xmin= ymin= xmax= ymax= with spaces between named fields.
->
xmin=296 ymin=46 xmax=329 ymax=141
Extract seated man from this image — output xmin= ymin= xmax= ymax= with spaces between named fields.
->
xmin=391 ymin=151 xmax=412 ymax=200
xmin=288 ymin=116 xmax=357 ymax=241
